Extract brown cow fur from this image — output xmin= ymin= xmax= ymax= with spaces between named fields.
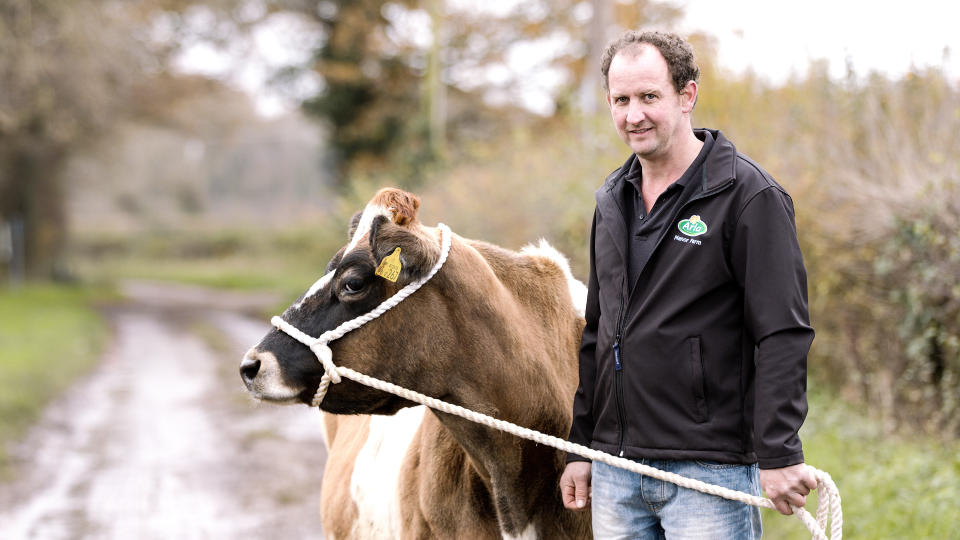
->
xmin=249 ymin=188 xmax=592 ymax=539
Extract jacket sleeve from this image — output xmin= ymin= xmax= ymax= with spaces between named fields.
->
xmin=566 ymin=210 xmax=601 ymax=463
xmin=729 ymin=186 xmax=814 ymax=469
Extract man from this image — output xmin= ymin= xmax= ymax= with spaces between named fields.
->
xmin=559 ymin=30 xmax=818 ymax=539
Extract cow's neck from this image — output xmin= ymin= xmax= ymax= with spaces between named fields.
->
xmin=428 ymin=245 xmax=590 ymax=538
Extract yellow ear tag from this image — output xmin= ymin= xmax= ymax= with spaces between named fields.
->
xmin=375 ymin=247 xmax=402 ymax=282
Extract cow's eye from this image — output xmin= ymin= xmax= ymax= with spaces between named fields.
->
xmin=342 ymin=276 xmax=366 ymax=294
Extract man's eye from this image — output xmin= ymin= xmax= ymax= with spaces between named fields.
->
xmin=343 ymin=277 xmax=366 ymax=294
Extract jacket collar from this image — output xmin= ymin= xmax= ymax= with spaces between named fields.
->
xmin=594 ymin=154 xmax=635 ymax=267
xmin=594 ymin=129 xmax=738 ymax=266
xmin=596 ymin=128 xmax=738 ymax=207
xmin=697 ymin=128 xmax=737 ymax=192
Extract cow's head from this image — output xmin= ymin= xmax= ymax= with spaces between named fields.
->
xmin=240 ymin=188 xmax=454 ymax=415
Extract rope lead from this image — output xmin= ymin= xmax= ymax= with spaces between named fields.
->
xmin=270 ymin=223 xmax=842 ymax=540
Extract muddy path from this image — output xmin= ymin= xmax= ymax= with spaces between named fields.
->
xmin=0 ymin=281 xmax=329 ymax=539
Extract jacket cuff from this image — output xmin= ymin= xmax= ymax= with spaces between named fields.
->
xmin=757 ymin=451 xmax=804 ymax=469
xmin=564 ymin=451 xmax=591 ymax=464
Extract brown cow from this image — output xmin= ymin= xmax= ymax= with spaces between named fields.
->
xmin=240 ymin=188 xmax=591 ymax=539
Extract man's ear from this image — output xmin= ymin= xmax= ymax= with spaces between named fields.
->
xmin=681 ymin=80 xmax=698 ymax=113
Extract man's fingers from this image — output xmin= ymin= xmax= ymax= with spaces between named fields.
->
xmin=802 ymin=470 xmax=819 ymax=491
xmin=559 ymin=462 xmax=591 ymax=511
xmin=560 ymin=477 xmax=577 ymax=508
xmin=787 ymin=492 xmax=807 ymax=509
xmin=774 ymin=500 xmax=793 ymax=515
xmin=574 ymin=478 xmax=589 ymax=509
xmin=760 ymin=464 xmax=820 ymax=517
xmin=561 ymin=487 xmax=576 ymax=508
xmin=561 ymin=481 xmax=589 ymax=510
xmin=771 ymin=498 xmax=793 ymax=516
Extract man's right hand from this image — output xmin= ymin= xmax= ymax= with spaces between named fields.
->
xmin=560 ymin=461 xmax=592 ymax=511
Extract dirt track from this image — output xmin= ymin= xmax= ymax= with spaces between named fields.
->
xmin=0 ymin=281 xmax=329 ymax=539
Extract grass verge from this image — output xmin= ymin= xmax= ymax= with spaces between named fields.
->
xmin=70 ymin=227 xmax=960 ymax=538
xmin=73 ymin=225 xmax=343 ymax=316
xmin=0 ymin=284 xmax=108 ymax=473
xmin=762 ymin=390 xmax=960 ymax=539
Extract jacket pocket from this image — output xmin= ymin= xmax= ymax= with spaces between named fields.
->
xmin=687 ymin=336 xmax=709 ymax=423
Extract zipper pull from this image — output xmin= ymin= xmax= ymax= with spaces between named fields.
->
xmin=613 ymin=339 xmax=622 ymax=371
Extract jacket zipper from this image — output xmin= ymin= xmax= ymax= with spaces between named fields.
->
xmin=614 ymin=342 xmax=626 ymax=457
xmin=611 ymin=177 xmax=734 ymax=458
xmin=614 ymin=274 xmax=627 ymax=456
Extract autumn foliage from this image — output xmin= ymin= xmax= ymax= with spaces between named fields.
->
xmin=345 ymin=52 xmax=960 ymax=437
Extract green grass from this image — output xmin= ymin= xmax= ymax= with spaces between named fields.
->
xmin=72 ymin=225 xmax=344 ymax=315
xmin=762 ymin=390 xmax=960 ymax=539
xmin=0 ymin=284 xmax=108 ymax=471
xmin=81 ymin=253 xmax=323 ymax=293
xmin=69 ymin=227 xmax=960 ymax=538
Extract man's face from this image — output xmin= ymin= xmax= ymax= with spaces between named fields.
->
xmin=606 ymin=44 xmax=696 ymax=162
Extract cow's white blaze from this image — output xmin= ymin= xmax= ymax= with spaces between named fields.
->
xmin=521 ymin=240 xmax=587 ymax=318
xmin=349 ymin=405 xmax=425 ymax=539
xmin=502 ymin=523 xmax=538 ymax=540
xmin=292 ymin=270 xmax=335 ymax=310
xmin=344 ymin=204 xmax=392 ymax=256
xmin=290 ymin=204 xmax=393 ymax=310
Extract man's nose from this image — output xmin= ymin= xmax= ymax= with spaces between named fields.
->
xmin=625 ymin=101 xmax=645 ymax=124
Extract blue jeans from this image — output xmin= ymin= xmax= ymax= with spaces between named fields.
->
xmin=591 ymin=459 xmax=762 ymax=540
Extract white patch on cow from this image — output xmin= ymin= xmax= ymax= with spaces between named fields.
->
xmin=349 ymin=405 xmax=425 ymax=539
xmin=242 ymin=349 xmax=302 ymax=403
xmin=317 ymin=412 xmax=330 ymax=449
xmin=293 ymin=270 xmax=335 ymax=310
xmin=521 ymin=240 xmax=588 ymax=318
xmin=502 ymin=522 xmax=538 ymax=540
xmin=344 ymin=204 xmax=392 ymax=255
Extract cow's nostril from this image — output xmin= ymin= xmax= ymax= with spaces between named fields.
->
xmin=240 ymin=356 xmax=261 ymax=384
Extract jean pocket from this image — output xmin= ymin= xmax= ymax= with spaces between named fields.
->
xmin=694 ymin=460 xmax=741 ymax=470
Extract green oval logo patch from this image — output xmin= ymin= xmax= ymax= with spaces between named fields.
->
xmin=678 ymin=215 xmax=708 ymax=236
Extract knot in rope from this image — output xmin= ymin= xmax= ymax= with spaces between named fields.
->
xmin=309 ymin=341 xmax=340 ymax=383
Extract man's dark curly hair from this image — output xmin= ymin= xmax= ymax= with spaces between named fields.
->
xmin=600 ymin=30 xmax=700 ymax=95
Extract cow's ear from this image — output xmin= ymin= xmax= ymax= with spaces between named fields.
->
xmin=368 ymin=214 xmax=389 ymax=252
xmin=368 ymin=217 xmax=432 ymax=283
xmin=371 ymin=188 xmax=420 ymax=226
xmin=347 ymin=210 xmax=363 ymax=239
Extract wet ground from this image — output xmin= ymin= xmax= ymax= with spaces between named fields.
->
xmin=0 ymin=281 xmax=328 ymax=539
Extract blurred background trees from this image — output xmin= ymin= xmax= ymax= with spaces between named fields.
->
xmin=0 ymin=0 xmax=150 ymax=279
xmin=0 ymin=0 xmax=957 ymax=438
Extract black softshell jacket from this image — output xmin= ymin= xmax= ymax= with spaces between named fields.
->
xmin=568 ymin=129 xmax=814 ymax=469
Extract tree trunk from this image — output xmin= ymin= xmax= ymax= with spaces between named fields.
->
xmin=0 ymin=143 xmax=67 ymax=281
xmin=425 ymin=0 xmax=447 ymax=159
xmin=579 ymin=0 xmax=614 ymax=117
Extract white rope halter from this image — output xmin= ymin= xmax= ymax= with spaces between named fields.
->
xmin=268 ymin=222 xmax=842 ymax=539
xmin=271 ymin=223 xmax=453 ymax=407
